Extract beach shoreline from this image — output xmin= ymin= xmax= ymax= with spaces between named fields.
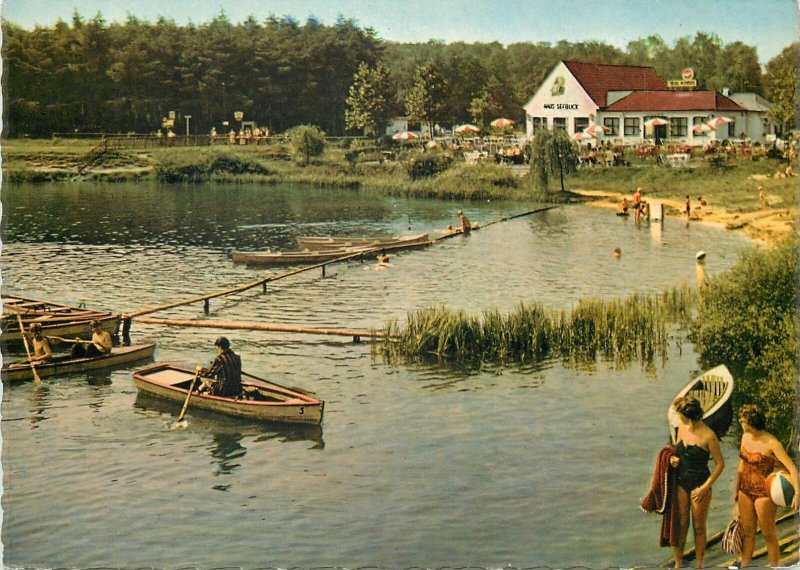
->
xmin=573 ymin=189 xmax=794 ymax=247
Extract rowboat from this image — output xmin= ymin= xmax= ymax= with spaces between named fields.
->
xmin=2 ymin=343 xmax=156 ymax=382
xmin=132 ymin=363 xmax=324 ymax=425
xmin=295 ymin=233 xmax=430 ymax=251
xmin=667 ymin=364 xmax=734 ymax=444
xmin=2 ymin=294 xmax=120 ymax=347
xmin=231 ymin=246 xmax=374 ymax=266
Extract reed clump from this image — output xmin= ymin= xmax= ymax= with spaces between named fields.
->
xmin=379 ymin=284 xmax=696 ymax=368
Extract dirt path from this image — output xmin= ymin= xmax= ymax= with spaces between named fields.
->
xmin=574 ymin=189 xmax=794 ymax=246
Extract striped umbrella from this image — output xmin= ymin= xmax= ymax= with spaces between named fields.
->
xmin=490 ymin=118 xmax=515 ymax=128
xmin=454 ymin=124 xmax=480 ymax=134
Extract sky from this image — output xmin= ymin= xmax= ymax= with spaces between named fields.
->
xmin=1 ymin=0 xmax=797 ymax=64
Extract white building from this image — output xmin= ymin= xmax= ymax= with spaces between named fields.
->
xmin=523 ymin=61 xmax=667 ymax=142
xmin=523 ymin=61 xmax=773 ymax=145
xmin=726 ymin=92 xmax=774 ymax=142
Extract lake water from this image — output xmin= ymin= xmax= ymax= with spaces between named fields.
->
xmin=1 ymin=181 xmax=753 ymax=568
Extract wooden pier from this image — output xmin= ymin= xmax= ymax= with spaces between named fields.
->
xmin=117 ymin=205 xmax=559 ymax=339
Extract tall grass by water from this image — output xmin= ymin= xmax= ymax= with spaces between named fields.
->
xmin=378 ymin=283 xmax=696 ymax=369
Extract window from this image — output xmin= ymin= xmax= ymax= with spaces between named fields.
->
xmin=603 ymin=117 xmax=619 ymax=136
xmin=727 ymin=121 xmax=736 ymax=138
xmin=553 ymin=117 xmax=567 ymax=132
xmin=624 ymin=118 xmax=640 ymax=136
xmin=693 ymin=116 xmax=709 ymax=137
xmin=532 ymin=117 xmax=547 ymax=131
xmin=574 ymin=117 xmax=589 ymax=133
xmin=670 ymin=117 xmax=688 ymax=137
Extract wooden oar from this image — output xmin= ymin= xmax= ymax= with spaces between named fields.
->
xmin=17 ymin=315 xmax=42 ymax=383
xmin=177 ymin=367 xmax=202 ymax=423
xmin=45 ymin=335 xmax=85 ymax=344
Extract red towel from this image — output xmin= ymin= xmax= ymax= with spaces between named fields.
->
xmin=641 ymin=445 xmax=680 ymax=547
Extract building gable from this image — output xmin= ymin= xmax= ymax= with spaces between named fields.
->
xmin=523 ymin=61 xmax=598 ymax=118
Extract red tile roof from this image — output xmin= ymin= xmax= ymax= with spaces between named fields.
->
xmin=563 ymin=61 xmax=668 ymax=107
xmin=603 ymin=90 xmax=746 ymax=112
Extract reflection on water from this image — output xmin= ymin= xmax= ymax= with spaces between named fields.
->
xmin=1 ymin=181 xmax=755 ymax=569
xmin=133 ymin=392 xmax=326 ymax=450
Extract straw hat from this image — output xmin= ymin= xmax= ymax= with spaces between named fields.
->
xmin=695 ymin=251 xmax=706 ymax=260
xmin=457 ymin=210 xmax=463 ymax=215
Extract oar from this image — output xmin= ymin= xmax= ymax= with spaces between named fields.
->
xmin=177 ymin=367 xmax=202 ymax=424
xmin=17 ymin=315 xmax=42 ymax=383
xmin=45 ymin=335 xmax=85 ymax=344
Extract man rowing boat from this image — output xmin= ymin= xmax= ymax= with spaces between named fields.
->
xmin=198 ymin=336 xmax=242 ymax=398
xmin=28 ymin=323 xmax=53 ymax=362
xmin=70 ymin=319 xmax=113 ymax=358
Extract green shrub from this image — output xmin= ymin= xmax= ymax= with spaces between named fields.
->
xmin=287 ymin=124 xmax=326 ymax=165
xmin=406 ymin=150 xmax=453 ymax=180
xmin=689 ymin=240 xmax=797 ymax=447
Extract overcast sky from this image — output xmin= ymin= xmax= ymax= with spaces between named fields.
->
xmin=2 ymin=0 xmax=797 ymax=64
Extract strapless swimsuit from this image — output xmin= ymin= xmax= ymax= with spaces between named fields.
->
xmin=738 ymin=450 xmax=774 ymax=499
xmin=676 ymin=441 xmax=710 ymax=493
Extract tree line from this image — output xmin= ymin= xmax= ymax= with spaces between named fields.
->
xmin=2 ymin=11 xmax=796 ymax=137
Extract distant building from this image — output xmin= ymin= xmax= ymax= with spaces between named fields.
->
xmin=523 ymin=60 xmax=773 ymax=145
xmin=726 ymin=92 xmax=775 ymax=142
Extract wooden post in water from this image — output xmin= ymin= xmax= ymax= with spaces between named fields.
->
xmin=204 ymin=299 xmax=210 ymax=314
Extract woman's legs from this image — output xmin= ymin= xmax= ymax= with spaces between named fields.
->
xmin=690 ymin=489 xmax=713 ymax=568
xmin=738 ymin=492 xmax=758 ymax=567
xmin=673 ymin=486 xmax=691 ymax=568
xmin=754 ymin=497 xmax=779 ymax=566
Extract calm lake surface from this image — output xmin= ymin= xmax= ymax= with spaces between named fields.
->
xmin=1 ymin=181 xmax=753 ymax=569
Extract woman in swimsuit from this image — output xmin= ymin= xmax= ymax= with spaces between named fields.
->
xmin=669 ymin=396 xmax=725 ymax=569
xmin=734 ymin=405 xmax=799 ymax=567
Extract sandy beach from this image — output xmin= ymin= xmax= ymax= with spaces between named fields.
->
xmin=574 ymin=189 xmax=795 ymax=246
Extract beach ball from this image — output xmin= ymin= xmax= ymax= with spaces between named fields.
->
xmin=766 ymin=471 xmax=795 ymax=507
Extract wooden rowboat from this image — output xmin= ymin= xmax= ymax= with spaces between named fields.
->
xmin=295 ymin=233 xmax=430 ymax=251
xmin=2 ymin=343 xmax=156 ymax=382
xmin=668 ymin=364 xmax=734 ymax=444
xmin=232 ymin=235 xmax=432 ymax=266
xmin=132 ymin=363 xmax=324 ymax=425
xmin=2 ymin=294 xmax=120 ymax=347
xmin=231 ymin=246 xmax=374 ymax=266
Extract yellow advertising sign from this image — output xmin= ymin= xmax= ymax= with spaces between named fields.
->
xmin=667 ymin=79 xmax=697 ymax=89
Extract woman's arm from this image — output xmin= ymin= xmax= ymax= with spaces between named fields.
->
xmin=769 ymin=436 xmax=799 ymax=511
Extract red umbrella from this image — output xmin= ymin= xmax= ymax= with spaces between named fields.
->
xmin=644 ymin=118 xmax=669 ymax=128
xmin=584 ymin=123 xmax=609 ymax=136
xmin=693 ymin=123 xmax=714 ymax=133
xmin=455 ymin=124 xmax=480 ymax=134
xmin=490 ymin=118 xmax=515 ymax=128
xmin=392 ymin=131 xmax=418 ymax=141
xmin=571 ymin=132 xmax=595 ymax=141
xmin=707 ymin=116 xmax=734 ymax=127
